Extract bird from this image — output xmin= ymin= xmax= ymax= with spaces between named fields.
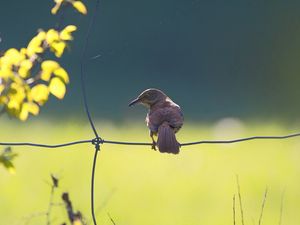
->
xmin=129 ymin=88 xmax=183 ymax=154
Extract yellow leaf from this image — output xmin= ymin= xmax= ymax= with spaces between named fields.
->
xmin=51 ymin=0 xmax=64 ymax=14
xmin=40 ymin=70 xmax=52 ymax=82
xmin=0 ymin=67 xmax=13 ymax=78
xmin=9 ymin=83 xmax=26 ymax=103
xmin=20 ymin=48 xmax=27 ymax=55
xmin=31 ymin=84 xmax=49 ymax=105
xmin=18 ymin=60 xmax=33 ymax=78
xmin=59 ymin=33 xmax=72 ymax=41
xmin=18 ymin=68 xmax=28 ymax=78
xmin=41 ymin=60 xmax=60 ymax=72
xmin=49 ymin=77 xmax=66 ymax=99
xmin=51 ymin=6 xmax=59 ymax=15
xmin=4 ymin=48 xmax=19 ymax=56
xmin=23 ymin=102 xmax=39 ymax=115
xmin=19 ymin=104 xmax=29 ymax=121
xmin=12 ymin=76 xmax=25 ymax=86
xmin=54 ymin=67 xmax=69 ymax=83
xmin=26 ymin=31 xmax=46 ymax=57
xmin=36 ymin=31 xmax=46 ymax=41
xmin=50 ymin=41 xmax=66 ymax=57
xmin=3 ymin=48 xmax=25 ymax=66
xmin=27 ymin=39 xmax=43 ymax=57
xmin=60 ymin=25 xmax=77 ymax=41
xmin=7 ymin=99 xmax=21 ymax=111
xmin=65 ymin=25 xmax=77 ymax=32
xmin=46 ymin=29 xmax=59 ymax=44
xmin=20 ymin=60 xmax=33 ymax=70
xmin=41 ymin=60 xmax=60 ymax=81
xmin=72 ymin=1 xmax=87 ymax=15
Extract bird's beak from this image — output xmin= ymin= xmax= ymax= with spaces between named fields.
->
xmin=128 ymin=97 xmax=140 ymax=107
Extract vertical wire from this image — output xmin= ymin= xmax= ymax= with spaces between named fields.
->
xmin=79 ymin=1 xmax=102 ymax=225
xmin=80 ymin=0 xmax=101 ymax=139
xmin=91 ymin=147 xmax=99 ymax=225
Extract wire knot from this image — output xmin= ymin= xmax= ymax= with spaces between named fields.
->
xmin=92 ymin=137 xmax=103 ymax=151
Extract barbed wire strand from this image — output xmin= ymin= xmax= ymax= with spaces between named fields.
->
xmin=79 ymin=0 xmax=101 ymax=225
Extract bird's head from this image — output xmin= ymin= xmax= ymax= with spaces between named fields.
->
xmin=129 ymin=88 xmax=167 ymax=108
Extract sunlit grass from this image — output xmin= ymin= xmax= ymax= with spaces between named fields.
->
xmin=0 ymin=118 xmax=300 ymax=225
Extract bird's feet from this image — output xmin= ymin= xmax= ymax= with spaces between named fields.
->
xmin=151 ymin=141 xmax=157 ymax=150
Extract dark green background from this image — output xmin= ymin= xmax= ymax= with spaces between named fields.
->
xmin=1 ymin=1 xmax=300 ymax=122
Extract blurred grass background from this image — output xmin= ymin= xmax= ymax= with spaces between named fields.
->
xmin=1 ymin=118 xmax=300 ymax=225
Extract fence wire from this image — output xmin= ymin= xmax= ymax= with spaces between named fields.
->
xmin=79 ymin=1 xmax=101 ymax=225
xmin=1 ymin=133 xmax=300 ymax=150
xmin=1 ymin=1 xmax=300 ymax=225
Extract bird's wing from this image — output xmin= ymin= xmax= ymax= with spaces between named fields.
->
xmin=147 ymin=106 xmax=183 ymax=133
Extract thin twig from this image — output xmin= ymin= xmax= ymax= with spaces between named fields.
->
xmin=236 ymin=175 xmax=245 ymax=225
xmin=107 ymin=213 xmax=116 ymax=225
xmin=46 ymin=174 xmax=60 ymax=225
xmin=46 ymin=185 xmax=55 ymax=225
xmin=62 ymin=192 xmax=86 ymax=224
xmin=233 ymin=195 xmax=236 ymax=225
xmin=258 ymin=187 xmax=268 ymax=225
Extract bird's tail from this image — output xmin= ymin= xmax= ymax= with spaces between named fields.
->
xmin=157 ymin=122 xmax=180 ymax=154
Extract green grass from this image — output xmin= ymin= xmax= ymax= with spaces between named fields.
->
xmin=0 ymin=118 xmax=300 ymax=225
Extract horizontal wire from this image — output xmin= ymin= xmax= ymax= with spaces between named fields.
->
xmin=0 ymin=140 xmax=92 ymax=148
xmin=102 ymin=132 xmax=300 ymax=146
xmin=180 ymin=132 xmax=300 ymax=146
xmin=1 ymin=132 xmax=300 ymax=149
xmin=102 ymin=140 xmax=152 ymax=146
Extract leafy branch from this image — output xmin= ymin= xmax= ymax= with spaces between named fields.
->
xmin=0 ymin=0 xmax=87 ymax=121
xmin=0 ymin=0 xmax=88 ymax=172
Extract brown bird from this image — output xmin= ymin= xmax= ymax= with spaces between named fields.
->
xmin=129 ymin=88 xmax=184 ymax=154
